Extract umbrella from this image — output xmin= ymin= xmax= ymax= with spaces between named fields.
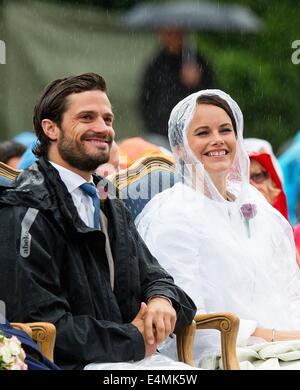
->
xmin=121 ymin=1 xmax=263 ymax=33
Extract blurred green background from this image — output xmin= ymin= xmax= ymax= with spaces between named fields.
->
xmin=0 ymin=0 xmax=299 ymax=153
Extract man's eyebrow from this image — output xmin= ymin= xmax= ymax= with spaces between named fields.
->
xmin=76 ymin=110 xmax=114 ymax=119
xmin=105 ymin=112 xmax=114 ymax=119
xmin=76 ymin=110 xmax=96 ymax=116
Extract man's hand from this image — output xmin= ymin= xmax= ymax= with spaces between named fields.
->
xmin=131 ymin=302 xmax=157 ymax=357
xmin=131 ymin=299 xmax=177 ymax=358
xmin=145 ymin=297 xmax=177 ymax=345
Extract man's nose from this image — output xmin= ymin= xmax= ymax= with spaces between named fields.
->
xmin=93 ymin=119 xmax=113 ymax=136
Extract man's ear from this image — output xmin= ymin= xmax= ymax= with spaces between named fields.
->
xmin=41 ymin=119 xmax=59 ymax=141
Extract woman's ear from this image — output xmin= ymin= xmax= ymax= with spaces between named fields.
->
xmin=41 ymin=119 xmax=59 ymax=141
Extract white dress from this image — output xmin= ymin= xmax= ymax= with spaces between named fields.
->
xmin=136 ymin=182 xmax=300 ymax=368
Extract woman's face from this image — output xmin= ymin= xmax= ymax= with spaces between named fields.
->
xmin=249 ymin=159 xmax=280 ymax=205
xmin=187 ymin=103 xmax=237 ymax=178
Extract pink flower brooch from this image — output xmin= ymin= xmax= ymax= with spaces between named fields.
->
xmin=240 ymin=203 xmax=257 ymax=238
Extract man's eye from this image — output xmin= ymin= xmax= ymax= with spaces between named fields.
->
xmin=105 ymin=118 xmax=113 ymax=125
xmin=81 ymin=115 xmax=92 ymax=121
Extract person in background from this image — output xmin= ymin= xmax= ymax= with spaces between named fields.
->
xmin=118 ymin=136 xmax=174 ymax=168
xmin=0 ymin=72 xmax=196 ymax=370
xmin=139 ymin=27 xmax=214 ymax=147
xmin=244 ymin=138 xmax=300 ymax=263
xmin=14 ymin=131 xmax=36 ymax=149
xmin=0 ymin=140 xmax=26 ymax=168
xmin=244 ymin=138 xmax=288 ymax=221
xmin=295 ymin=224 xmax=300 ymax=257
xmin=278 ymin=130 xmax=300 ymax=226
xmin=96 ymin=137 xmax=174 ymax=188
xmin=13 ymin=131 xmax=38 ymax=169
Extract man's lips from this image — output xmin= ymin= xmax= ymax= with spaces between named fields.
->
xmin=85 ymin=138 xmax=107 ymax=143
xmin=83 ymin=137 xmax=112 ymax=147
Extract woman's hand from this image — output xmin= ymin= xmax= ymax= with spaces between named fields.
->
xmin=253 ymin=327 xmax=300 ymax=342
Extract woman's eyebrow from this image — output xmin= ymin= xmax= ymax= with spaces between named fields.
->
xmin=193 ymin=125 xmax=210 ymax=132
xmin=220 ymin=123 xmax=233 ymax=127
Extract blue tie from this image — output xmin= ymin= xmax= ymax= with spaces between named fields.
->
xmin=80 ymin=183 xmax=101 ymax=230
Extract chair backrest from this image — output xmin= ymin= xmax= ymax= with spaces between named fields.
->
xmin=0 ymin=161 xmax=21 ymax=184
xmin=109 ymin=154 xmax=177 ymax=220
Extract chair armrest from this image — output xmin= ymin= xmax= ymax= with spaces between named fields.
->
xmin=11 ymin=322 xmax=33 ymax=338
xmin=12 ymin=322 xmax=56 ymax=362
xmin=195 ymin=312 xmax=240 ymax=369
xmin=176 ymin=312 xmax=240 ymax=370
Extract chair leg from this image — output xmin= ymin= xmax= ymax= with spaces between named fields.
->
xmin=176 ymin=320 xmax=196 ymax=366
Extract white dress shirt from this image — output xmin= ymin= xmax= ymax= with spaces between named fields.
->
xmin=50 ymin=161 xmax=97 ymax=229
xmin=50 ymin=161 xmax=115 ymax=289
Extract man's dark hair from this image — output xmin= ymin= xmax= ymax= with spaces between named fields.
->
xmin=196 ymin=95 xmax=237 ymax=136
xmin=0 ymin=140 xmax=26 ymax=164
xmin=33 ymin=73 xmax=107 ymax=157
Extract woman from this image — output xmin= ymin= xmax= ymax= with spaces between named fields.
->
xmin=244 ymin=137 xmax=289 ymax=221
xmin=244 ymin=138 xmax=300 ymax=263
xmin=136 ymin=89 xmax=300 ymax=369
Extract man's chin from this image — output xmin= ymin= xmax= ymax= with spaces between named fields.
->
xmin=94 ymin=152 xmax=110 ymax=166
xmin=67 ymin=155 xmax=109 ymax=172
xmin=83 ymin=144 xmax=110 ymax=161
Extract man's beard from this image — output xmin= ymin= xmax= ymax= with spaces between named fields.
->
xmin=57 ymin=128 xmax=112 ymax=172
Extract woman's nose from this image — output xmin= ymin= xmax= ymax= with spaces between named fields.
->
xmin=211 ymin=133 xmax=224 ymax=145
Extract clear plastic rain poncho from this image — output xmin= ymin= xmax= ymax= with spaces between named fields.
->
xmin=167 ymin=89 xmax=249 ymax=205
xmin=136 ymin=89 xmax=300 ymax=368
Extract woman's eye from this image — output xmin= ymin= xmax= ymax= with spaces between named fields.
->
xmin=196 ymin=131 xmax=208 ymax=136
xmin=220 ymin=128 xmax=232 ymax=133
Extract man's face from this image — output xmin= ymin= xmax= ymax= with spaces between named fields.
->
xmin=55 ymin=90 xmax=115 ymax=172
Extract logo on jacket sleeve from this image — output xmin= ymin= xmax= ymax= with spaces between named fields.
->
xmin=20 ymin=208 xmax=39 ymax=258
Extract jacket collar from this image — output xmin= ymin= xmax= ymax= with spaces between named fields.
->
xmin=0 ymin=157 xmax=116 ymax=235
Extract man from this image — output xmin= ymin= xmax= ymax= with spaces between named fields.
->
xmin=0 ymin=73 xmax=196 ymax=369
xmin=139 ymin=28 xmax=215 ymax=146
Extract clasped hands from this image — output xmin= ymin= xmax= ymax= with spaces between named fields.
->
xmin=131 ymin=297 xmax=177 ymax=357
